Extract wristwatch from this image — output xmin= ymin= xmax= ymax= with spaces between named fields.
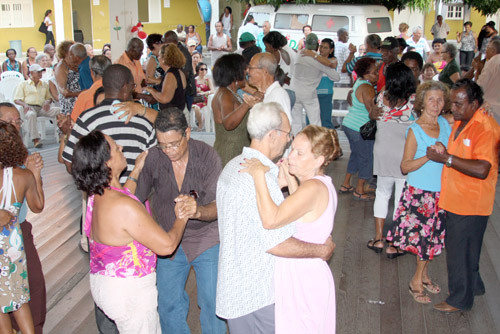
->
xmin=445 ymin=155 xmax=453 ymax=168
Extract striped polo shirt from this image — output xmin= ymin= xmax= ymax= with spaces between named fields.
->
xmin=62 ymin=99 xmax=156 ymax=184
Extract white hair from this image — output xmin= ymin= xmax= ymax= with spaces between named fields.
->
xmin=413 ymin=26 xmax=423 ymax=34
xmin=247 ymin=102 xmax=283 ymax=140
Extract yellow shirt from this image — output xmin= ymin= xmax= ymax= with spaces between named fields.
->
xmin=14 ymin=79 xmax=51 ymax=106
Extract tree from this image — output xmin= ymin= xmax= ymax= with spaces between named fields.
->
xmin=242 ymin=0 xmax=500 ymax=16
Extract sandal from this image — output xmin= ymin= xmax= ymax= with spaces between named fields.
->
xmin=386 ymin=245 xmax=406 ymax=259
xmin=367 ymin=239 xmax=384 ymax=254
xmin=352 ymin=191 xmax=374 ymax=201
xmin=339 ymin=185 xmax=354 ymax=194
xmin=423 ymin=281 xmax=441 ymax=294
xmin=409 ymin=285 xmax=431 ymax=304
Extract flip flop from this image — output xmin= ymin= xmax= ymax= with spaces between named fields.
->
xmin=367 ymin=239 xmax=384 ymax=254
xmin=353 ymin=191 xmax=374 ymax=201
xmin=339 ymin=185 xmax=354 ymax=194
xmin=386 ymin=245 xmax=406 ymax=259
xmin=409 ymin=286 xmax=431 ymax=304
xmin=423 ymin=281 xmax=441 ymax=294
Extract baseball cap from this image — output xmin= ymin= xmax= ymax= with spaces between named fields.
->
xmin=381 ymin=37 xmax=399 ymax=50
xmin=187 ymin=40 xmax=197 ymax=47
xmin=305 ymin=33 xmax=319 ymax=50
xmin=239 ymin=32 xmax=256 ymax=43
xmin=29 ymin=64 xmax=45 ymax=72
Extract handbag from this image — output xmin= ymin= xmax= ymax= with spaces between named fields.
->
xmin=38 ymin=21 xmax=47 ymax=34
xmin=360 ymin=119 xmax=377 ymax=140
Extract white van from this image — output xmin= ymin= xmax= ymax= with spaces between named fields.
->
xmin=242 ymin=4 xmax=397 ymax=50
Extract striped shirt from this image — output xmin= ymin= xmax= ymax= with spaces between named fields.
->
xmin=62 ymin=99 xmax=156 ymax=184
xmin=345 ymin=52 xmax=383 ymax=74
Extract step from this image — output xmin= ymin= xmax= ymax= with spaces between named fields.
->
xmin=37 ymin=221 xmax=80 ymax=263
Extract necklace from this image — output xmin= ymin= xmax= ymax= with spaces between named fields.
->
xmin=226 ymin=86 xmax=244 ymax=104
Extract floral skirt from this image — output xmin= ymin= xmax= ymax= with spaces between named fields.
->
xmin=386 ymin=183 xmax=446 ymax=261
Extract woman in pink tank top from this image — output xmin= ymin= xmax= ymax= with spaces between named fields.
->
xmin=242 ymin=125 xmax=342 ymax=333
xmin=71 ymin=130 xmax=188 ymax=334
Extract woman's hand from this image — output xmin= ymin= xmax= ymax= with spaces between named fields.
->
xmin=426 ymin=142 xmax=448 ymax=163
xmin=240 ymin=158 xmax=270 ymax=178
xmin=369 ymin=105 xmax=383 ymax=120
xmin=277 ymin=158 xmax=291 ymax=188
xmin=0 ymin=210 xmax=14 ymax=227
xmin=132 ymin=150 xmax=149 ymax=174
xmin=113 ymin=101 xmax=146 ymax=123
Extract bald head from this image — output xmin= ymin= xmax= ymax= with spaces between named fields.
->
xmin=256 ymin=52 xmax=277 ymax=76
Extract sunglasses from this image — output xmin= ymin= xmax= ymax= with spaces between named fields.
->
xmin=199 ymin=68 xmax=208 ymax=71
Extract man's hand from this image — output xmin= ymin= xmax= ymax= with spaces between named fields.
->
xmin=174 ymin=194 xmax=199 ymax=220
xmin=426 ymin=142 xmax=448 ymax=163
xmin=348 ymin=43 xmax=357 ymax=54
xmin=321 ymin=236 xmax=336 ymax=261
xmin=0 ymin=210 xmax=14 ymax=227
xmin=42 ymin=100 xmax=51 ymax=112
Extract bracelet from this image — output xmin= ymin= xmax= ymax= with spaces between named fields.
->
xmin=127 ymin=176 xmax=138 ymax=183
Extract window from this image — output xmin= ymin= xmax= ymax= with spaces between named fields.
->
xmin=312 ymin=15 xmax=348 ymax=33
xmin=250 ymin=12 xmax=271 ymax=27
xmin=0 ymin=0 xmax=34 ymax=28
xmin=446 ymin=6 xmax=463 ymax=20
xmin=138 ymin=0 xmax=161 ymax=24
xmin=274 ymin=14 xmax=309 ymax=30
xmin=366 ymin=17 xmax=391 ymax=33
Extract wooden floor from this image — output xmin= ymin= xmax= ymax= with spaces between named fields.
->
xmin=29 ymin=131 xmax=500 ymax=334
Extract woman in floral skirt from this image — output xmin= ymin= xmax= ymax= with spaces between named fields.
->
xmin=387 ymin=81 xmax=452 ymax=304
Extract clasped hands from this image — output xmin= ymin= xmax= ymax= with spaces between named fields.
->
xmin=426 ymin=141 xmax=449 ymax=163
xmin=174 ymin=194 xmax=200 ymax=220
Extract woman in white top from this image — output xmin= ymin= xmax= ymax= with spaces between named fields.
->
xmin=43 ymin=10 xmax=55 ymax=46
xmin=220 ymin=6 xmax=233 ymax=38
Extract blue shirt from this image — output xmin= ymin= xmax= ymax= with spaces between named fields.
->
xmin=78 ymin=56 xmax=93 ymax=90
xmin=257 ymin=31 xmax=266 ymax=52
xmin=345 ymin=52 xmax=383 ymax=74
xmin=406 ymin=116 xmax=452 ymax=192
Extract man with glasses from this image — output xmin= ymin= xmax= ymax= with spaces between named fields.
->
xmin=62 ymin=64 xmax=156 ymax=333
xmin=134 ymin=107 xmax=225 ymax=333
xmin=0 ymin=102 xmax=47 ymax=334
xmin=216 ymin=102 xmax=334 ymax=332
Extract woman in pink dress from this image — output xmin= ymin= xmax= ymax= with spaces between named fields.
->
xmin=242 ymin=125 xmax=342 ymax=333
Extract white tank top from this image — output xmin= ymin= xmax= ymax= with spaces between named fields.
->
xmin=211 ymin=33 xmax=229 ymax=66
xmin=221 ymin=14 xmax=231 ymax=31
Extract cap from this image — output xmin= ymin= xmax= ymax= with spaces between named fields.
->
xmin=187 ymin=40 xmax=197 ymax=47
xmin=305 ymin=33 xmax=319 ymax=50
xmin=239 ymin=32 xmax=256 ymax=43
xmin=29 ymin=64 xmax=45 ymax=72
xmin=381 ymin=37 xmax=399 ymax=50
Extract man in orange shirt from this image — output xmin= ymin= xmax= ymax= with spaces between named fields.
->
xmin=427 ymin=79 xmax=500 ymax=313
xmin=71 ymin=55 xmax=111 ymax=122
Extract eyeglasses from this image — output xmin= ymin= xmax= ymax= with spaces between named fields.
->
xmin=157 ymin=135 xmax=185 ymax=151
xmin=275 ymin=128 xmax=294 ymax=140
xmin=199 ymin=68 xmax=208 ymax=71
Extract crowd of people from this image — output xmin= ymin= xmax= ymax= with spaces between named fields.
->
xmin=0 ymin=9 xmax=499 ymax=334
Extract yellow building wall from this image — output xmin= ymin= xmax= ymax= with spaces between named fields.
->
xmin=91 ymin=0 xmax=110 ymax=49
xmin=63 ymin=0 xmax=73 ymax=42
xmin=0 ymin=0 xmax=56 ymax=54
xmin=424 ymin=8 xmax=486 ymax=41
xmin=142 ymin=0 xmax=205 ymax=44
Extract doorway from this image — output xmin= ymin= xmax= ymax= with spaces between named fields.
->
xmin=72 ymin=0 xmax=93 ymax=44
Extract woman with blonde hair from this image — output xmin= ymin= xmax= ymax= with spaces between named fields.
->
xmin=242 ymin=124 xmax=341 ymax=333
xmin=145 ymin=44 xmax=187 ymax=111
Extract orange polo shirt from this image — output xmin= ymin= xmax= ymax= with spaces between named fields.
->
xmin=71 ymin=79 xmax=103 ymax=122
xmin=439 ymin=109 xmax=500 ymax=216
xmin=115 ymin=52 xmax=145 ymax=94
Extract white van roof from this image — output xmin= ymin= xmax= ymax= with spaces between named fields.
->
xmin=248 ymin=4 xmax=391 ymax=15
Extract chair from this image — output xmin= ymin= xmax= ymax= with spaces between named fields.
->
xmin=0 ymin=76 xmax=23 ymax=102
xmin=0 ymin=71 xmax=23 ymax=81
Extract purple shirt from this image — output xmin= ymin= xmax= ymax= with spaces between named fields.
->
xmin=135 ymin=139 xmax=222 ymax=262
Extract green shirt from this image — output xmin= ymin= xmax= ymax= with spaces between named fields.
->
xmin=439 ymin=59 xmax=460 ymax=88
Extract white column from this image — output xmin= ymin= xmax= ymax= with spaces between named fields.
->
xmin=210 ymin=0 xmax=219 ymax=39
xmin=53 ymin=0 xmax=67 ymax=44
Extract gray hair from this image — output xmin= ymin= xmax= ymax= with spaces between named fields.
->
xmin=337 ymin=28 xmax=347 ymax=36
xmin=490 ymin=39 xmax=500 ymax=54
xmin=35 ymin=54 xmax=48 ymax=64
xmin=247 ymin=102 xmax=283 ymax=140
xmin=258 ymin=53 xmax=278 ymax=76
xmin=90 ymin=55 xmax=112 ymax=77
xmin=413 ymin=26 xmax=423 ymax=34
xmin=70 ymin=43 xmax=87 ymax=59
xmin=365 ymin=34 xmax=381 ymax=49
xmin=155 ymin=107 xmax=188 ymax=133
xmin=443 ymin=42 xmax=457 ymax=58
xmin=43 ymin=44 xmax=54 ymax=53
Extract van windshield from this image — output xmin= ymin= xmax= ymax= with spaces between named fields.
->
xmin=275 ymin=14 xmax=309 ymax=30
xmin=312 ymin=15 xmax=348 ymax=33
xmin=366 ymin=17 xmax=391 ymax=33
xmin=249 ymin=12 xmax=271 ymax=27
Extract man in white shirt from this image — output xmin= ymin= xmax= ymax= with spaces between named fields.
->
xmin=247 ymin=53 xmax=291 ymax=121
xmin=406 ymin=26 xmax=431 ymax=61
xmin=237 ymin=15 xmax=262 ymax=48
xmin=477 ymin=38 xmax=500 ymax=124
xmin=431 ymin=15 xmax=450 ymax=41
xmin=335 ymin=28 xmax=352 ymax=84
xmin=208 ymin=21 xmax=232 ymax=67
xmin=173 ymin=24 xmax=187 ymax=43
xmin=216 ymin=102 xmax=334 ymax=333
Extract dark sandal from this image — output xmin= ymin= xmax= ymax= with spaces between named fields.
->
xmin=367 ymin=239 xmax=384 ymax=254
xmin=386 ymin=245 xmax=406 ymax=259
xmin=409 ymin=286 xmax=431 ymax=304
xmin=352 ymin=191 xmax=374 ymax=201
xmin=339 ymin=185 xmax=354 ymax=194
xmin=423 ymin=281 xmax=441 ymax=294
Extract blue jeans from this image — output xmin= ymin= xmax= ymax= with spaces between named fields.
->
xmin=342 ymin=125 xmax=374 ymax=180
xmin=318 ymin=93 xmax=334 ymax=129
xmin=157 ymin=244 xmax=226 ymax=334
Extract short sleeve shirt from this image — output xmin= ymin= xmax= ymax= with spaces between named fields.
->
xmin=14 ymin=79 xmax=51 ymax=106
xmin=405 ymin=37 xmax=430 ymax=60
xmin=439 ymin=109 xmax=500 ymax=215
xmin=216 ymin=147 xmax=295 ymax=319
xmin=135 ymin=140 xmax=222 ymax=262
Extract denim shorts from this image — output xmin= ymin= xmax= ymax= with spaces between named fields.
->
xmin=342 ymin=125 xmax=374 ymax=180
